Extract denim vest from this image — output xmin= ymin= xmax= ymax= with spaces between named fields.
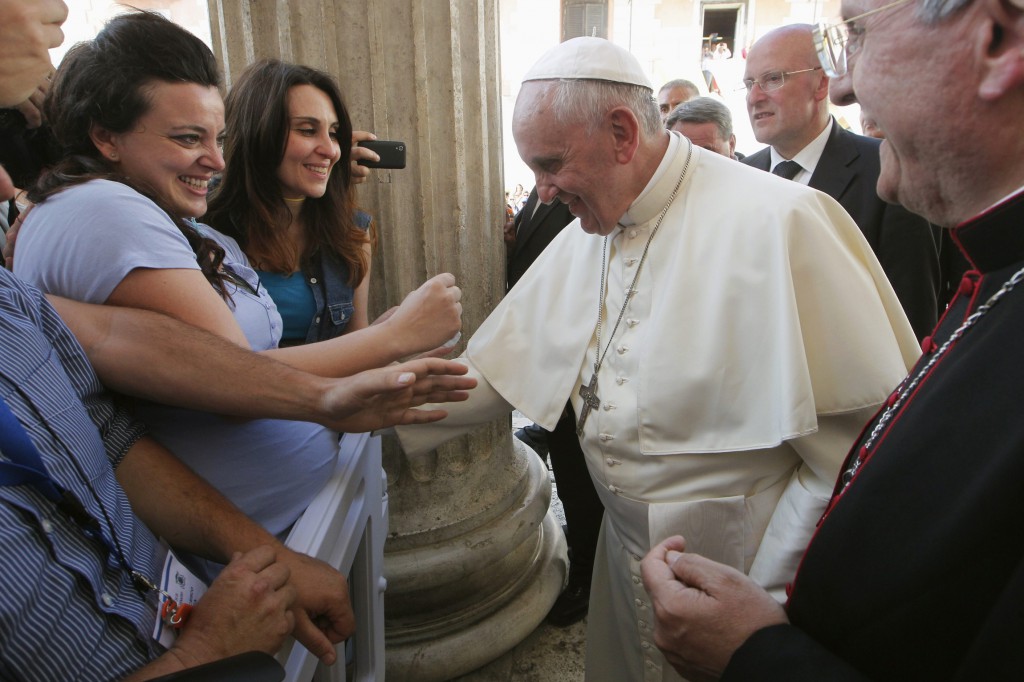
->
xmin=302 ymin=210 xmax=372 ymax=343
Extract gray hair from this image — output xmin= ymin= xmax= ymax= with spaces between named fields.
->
xmin=545 ymin=79 xmax=664 ymax=138
xmin=659 ymin=79 xmax=700 ymax=99
xmin=918 ymin=0 xmax=973 ymax=21
xmin=664 ymin=97 xmax=733 ymax=140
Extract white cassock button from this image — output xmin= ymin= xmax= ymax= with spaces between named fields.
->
xmin=626 ymin=256 xmax=638 ymax=266
xmin=627 ymin=318 xmax=639 ymax=327
xmin=628 ymin=229 xmax=638 ymax=239
xmin=616 ymin=376 xmax=628 ymax=385
xmin=599 ymin=433 xmax=615 ymax=442
xmin=603 ymin=403 xmax=616 ymax=411
xmin=617 ymin=345 xmax=629 ymax=354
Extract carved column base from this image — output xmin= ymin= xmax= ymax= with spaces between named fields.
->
xmin=383 ymin=440 xmax=567 ymax=681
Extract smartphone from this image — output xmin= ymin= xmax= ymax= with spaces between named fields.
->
xmin=356 ymin=140 xmax=407 ymax=169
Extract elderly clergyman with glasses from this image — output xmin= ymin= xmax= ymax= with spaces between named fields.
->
xmin=740 ymin=22 xmax=940 ymax=341
xmin=641 ymin=0 xmax=1024 ymax=679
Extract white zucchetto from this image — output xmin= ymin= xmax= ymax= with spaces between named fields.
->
xmin=522 ymin=37 xmax=653 ymax=90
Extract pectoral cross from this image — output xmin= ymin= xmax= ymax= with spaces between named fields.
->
xmin=577 ymin=373 xmax=601 ymax=436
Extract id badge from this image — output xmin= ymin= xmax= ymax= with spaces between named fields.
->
xmin=151 ymin=550 xmax=208 ymax=647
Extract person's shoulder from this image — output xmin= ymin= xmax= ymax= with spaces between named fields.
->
xmin=832 ymin=124 xmax=882 ymax=155
xmin=740 ymin=146 xmax=770 ymax=168
xmin=354 ymin=209 xmax=373 ymax=230
xmin=0 ymin=267 xmax=42 ymax=305
xmin=40 ymin=179 xmax=170 ymax=220
xmin=193 ymin=221 xmax=251 ymax=266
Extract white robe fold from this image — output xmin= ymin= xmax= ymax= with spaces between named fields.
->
xmin=397 ymin=133 xmax=920 ymax=681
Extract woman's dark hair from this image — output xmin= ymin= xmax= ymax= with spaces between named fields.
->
xmin=205 ymin=59 xmax=369 ymax=284
xmin=28 ymin=10 xmax=231 ymax=295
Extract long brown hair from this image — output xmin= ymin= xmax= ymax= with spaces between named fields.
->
xmin=206 ymin=59 xmax=369 ymax=284
xmin=28 ymin=11 xmax=231 ymax=295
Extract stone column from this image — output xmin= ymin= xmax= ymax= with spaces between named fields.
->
xmin=207 ymin=1 xmax=566 ymax=679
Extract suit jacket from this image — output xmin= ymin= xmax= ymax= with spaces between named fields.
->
xmin=506 ymin=188 xmax=575 ymax=292
xmin=743 ymin=120 xmax=940 ymax=339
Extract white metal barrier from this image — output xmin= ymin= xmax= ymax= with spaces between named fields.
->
xmin=278 ymin=432 xmax=388 ymax=682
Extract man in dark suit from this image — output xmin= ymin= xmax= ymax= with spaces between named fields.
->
xmin=506 ymin=188 xmax=574 ymax=290
xmin=740 ymin=24 xmax=940 ymax=339
xmin=504 ymin=188 xmax=605 ymax=626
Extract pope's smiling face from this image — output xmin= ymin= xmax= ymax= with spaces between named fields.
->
xmin=513 ymin=82 xmax=627 ymax=236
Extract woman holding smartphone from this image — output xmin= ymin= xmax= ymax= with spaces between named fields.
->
xmin=207 ymin=60 xmax=382 ymax=345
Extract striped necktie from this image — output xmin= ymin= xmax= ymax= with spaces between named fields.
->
xmin=772 ymin=160 xmax=802 ymax=181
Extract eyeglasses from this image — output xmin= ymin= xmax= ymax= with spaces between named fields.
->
xmin=742 ymin=67 xmax=822 ymax=93
xmin=813 ymin=0 xmax=914 ymax=77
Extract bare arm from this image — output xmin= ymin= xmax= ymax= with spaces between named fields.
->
xmin=270 ymin=272 xmax=462 ymax=374
xmin=51 ymin=296 xmax=476 ymax=433
xmin=116 ymin=437 xmax=353 ymax=667
xmin=106 ymin=265 xmax=461 ymax=377
xmin=346 ymin=243 xmax=372 ymax=333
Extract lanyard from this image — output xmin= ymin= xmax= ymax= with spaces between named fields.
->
xmin=0 ymin=392 xmax=190 ymax=617
xmin=0 ymin=395 xmax=119 ymax=559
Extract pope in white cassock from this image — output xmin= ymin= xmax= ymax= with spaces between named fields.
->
xmin=397 ymin=38 xmax=921 ymax=681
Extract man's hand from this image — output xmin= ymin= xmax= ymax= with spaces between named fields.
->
xmin=0 ymin=0 xmax=67 ymax=106
xmin=276 ymin=548 xmax=355 ymax=664
xmin=158 ymin=547 xmax=297 ymax=674
xmin=350 ymin=130 xmax=377 ymax=185
xmin=641 ymin=536 xmax=788 ymax=681
xmin=319 ymin=356 xmax=476 ymax=432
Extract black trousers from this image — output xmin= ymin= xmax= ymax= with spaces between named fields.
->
xmin=545 ymin=403 xmax=604 ymax=576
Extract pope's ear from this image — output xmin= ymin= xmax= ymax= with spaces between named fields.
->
xmin=977 ymin=0 xmax=1024 ymax=99
xmin=607 ymin=106 xmax=641 ymax=164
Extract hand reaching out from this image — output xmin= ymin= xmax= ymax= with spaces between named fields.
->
xmin=381 ymin=273 xmax=462 ymax=357
xmin=318 ymin=356 xmax=476 ymax=433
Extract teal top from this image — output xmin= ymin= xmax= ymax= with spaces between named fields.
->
xmin=256 ymin=270 xmax=317 ymax=342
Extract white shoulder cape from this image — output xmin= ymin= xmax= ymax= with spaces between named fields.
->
xmin=469 ymin=134 xmax=919 ymax=454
